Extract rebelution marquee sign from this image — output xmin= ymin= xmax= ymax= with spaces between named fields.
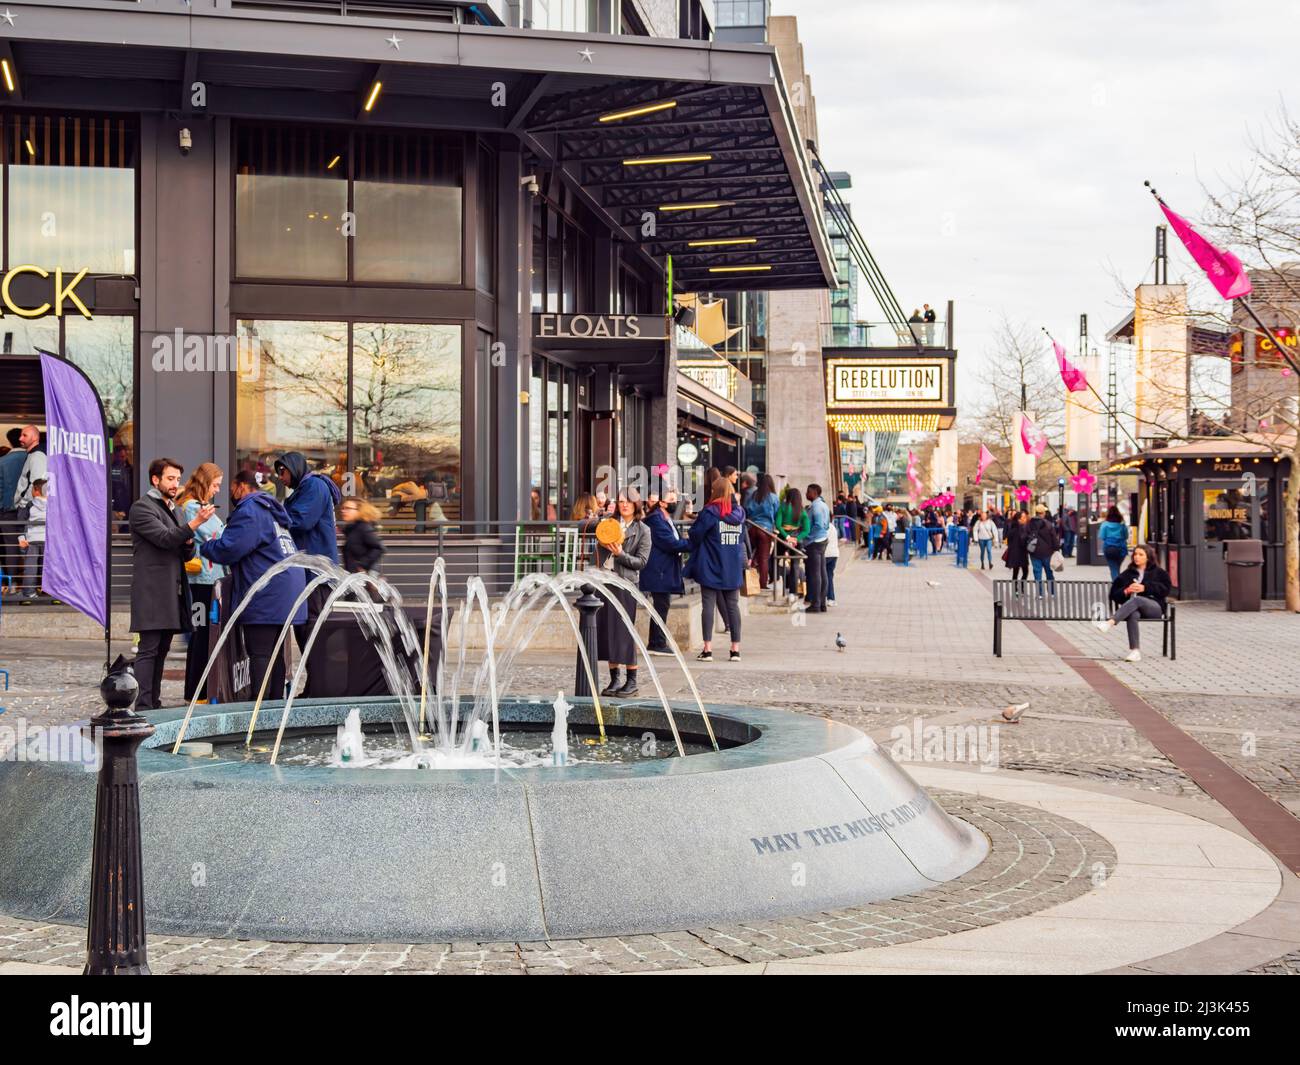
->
xmin=823 ymin=355 xmax=957 ymax=433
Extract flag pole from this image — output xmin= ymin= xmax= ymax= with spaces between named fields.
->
xmin=1041 ymin=326 xmax=1144 ymax=454
xmin=1145 ymin=181 xmax=1300 ymax=378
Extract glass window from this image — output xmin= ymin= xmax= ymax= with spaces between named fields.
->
xmin=235 ymin=319 xmax=349 ymax=490
xmin=529 ymin=357 xmax=545 ymax=517
xmin=547 ymin=361 xmax=561 ymax=512
xmin=546 ymin=208 xmax=561 ymax=313
xmin=351 ymin=322 xmax=462 ymax=519
xmin=354 ymin=131 xmax=462 ymax=284
xmin=7 ymin=114 xmax=136 ymax=273
xmin=531 ymin=203 xmax=544 ymax=313
xmin=476 ymin=145 xmax=495 ymax=294
xmin=235 ymin=126 xmax=348 ymax=280
xmin=0 ymin=317 xmax=58 ymax=357
xmin=64 ymin=315 xmax=134 ymax=440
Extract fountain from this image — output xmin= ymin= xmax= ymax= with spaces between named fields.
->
xmin=0 ymin=555 xmax=988 ymax=943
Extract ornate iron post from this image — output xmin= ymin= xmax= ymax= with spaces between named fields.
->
xmin=84 ymin=656 xmax=154 ymax=975
xmin=572 ymin=585 xmax=602 ymax=698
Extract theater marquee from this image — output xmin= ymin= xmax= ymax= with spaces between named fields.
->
xmin=823 ymin=355 xmax=956 ymax=433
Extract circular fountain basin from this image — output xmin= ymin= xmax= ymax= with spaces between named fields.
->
xmin=0 ymin=696 xmax=988 ymax=943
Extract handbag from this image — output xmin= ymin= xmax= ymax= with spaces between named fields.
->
xmin=740 ymin=567 xmax=761 ymax=597
xmin=1050 ymin=550 xmax=1065 ymax=572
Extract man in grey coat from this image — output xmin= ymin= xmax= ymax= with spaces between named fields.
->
xmin=129 ymin=457 xmax=214 ymax=710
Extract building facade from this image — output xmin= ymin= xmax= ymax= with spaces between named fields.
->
xmin=0 ymin=0 xmax=833 ymax=534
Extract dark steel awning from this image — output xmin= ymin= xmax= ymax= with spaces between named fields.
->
xmin=5 ymin=3 xmax=836 ymax=292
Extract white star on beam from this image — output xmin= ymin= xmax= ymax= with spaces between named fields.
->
xmin=1 ymin=10 xmax=15 ymax=26
xmin=386 ymin=33 xmax=402 ymax=50
xmin=579 ymin=47 xmax=594 ymax=63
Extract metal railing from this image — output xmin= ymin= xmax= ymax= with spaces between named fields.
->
xmin=822 ymin=321 xmax=948 ymax=349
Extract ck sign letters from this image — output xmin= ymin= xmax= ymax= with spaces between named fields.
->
xmin=0 ymin=266 xmax=93 ymax=318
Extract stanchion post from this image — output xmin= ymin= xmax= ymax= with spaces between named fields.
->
xmin=573 ymin=585 xmax=602 ymax=697
xmin=84 ymin=656 xmax=154 ymax=976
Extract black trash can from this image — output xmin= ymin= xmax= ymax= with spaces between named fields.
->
xmin=1224 ymin=539 xmax=1263 ymax=612
xmin=305 ymin=602 xmax=441 ymax=698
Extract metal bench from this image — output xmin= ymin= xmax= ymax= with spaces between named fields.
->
xmin=992 ymin=579 xmax=1175 ymax=659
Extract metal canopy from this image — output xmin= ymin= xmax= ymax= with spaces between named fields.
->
xmin=4 ymin=3 xmax=836 ymax=292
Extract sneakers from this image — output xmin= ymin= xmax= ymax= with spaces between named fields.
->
xmin=1123 ymin=649 xmax=1141 ymax=663
xmin=1093 ymin=619 xmax=1112 ymax=633
xmin=695 ymin=650 xmax=713 ymax=662
xmin=729 ymin=650 xmax=741 ymax=663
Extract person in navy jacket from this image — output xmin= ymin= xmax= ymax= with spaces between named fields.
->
xmin=640 ymin=491 xmax=691 ymax=655
xmin=686 ymin=477 xmax=747 ymax=663
xmin=201 ymin=470 xmax=308 ymax=702
xmin=274 ymin=451 xmax=342 ymax=562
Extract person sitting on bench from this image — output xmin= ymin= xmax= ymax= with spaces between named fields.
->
xmin=1094 ymin=543 xmax=1171 ymax=663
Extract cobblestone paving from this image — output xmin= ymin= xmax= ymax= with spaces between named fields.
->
xmin=1244 ymin=950 xmax=1300 ymax=975
xmin=0 ymin=789 xmax=1114 ymax=974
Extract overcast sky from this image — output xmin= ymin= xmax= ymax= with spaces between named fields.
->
xmin=779 ymin=0 xmax=1300 ymax=399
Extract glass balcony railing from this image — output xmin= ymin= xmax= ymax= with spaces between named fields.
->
xmin=822 ymin=321 xmax=949 ymax=349
xmin=676 ymin=324 xmax=754 ymax=413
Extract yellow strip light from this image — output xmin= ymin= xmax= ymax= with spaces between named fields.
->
xmin=1 ymin=59 xmax=14 ymax=94
xmin=827 ymin=413 xmax=942 ymax=433
xmin=659 ymin=201 xmax=734 ymax=212
xmin=708 ymin=265 xmax=771 ymax=273
xmin=326 ymin=154 xmax=342 ymax=170
xmin=599 ymin=99 xmax=677 ymax=123
xmin=688 ymin=237 xmax=758 ymax=247
xmin=623 ymin=153 xmax=712 ymax=166
xmin=24 ymin=138 xmax=35 ymax=158
xmin=364 ymin=81 xmax=382 ymax=112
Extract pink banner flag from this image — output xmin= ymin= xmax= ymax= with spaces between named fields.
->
xmin=1158 ymin=200 xmax=1252 ymax=301
xmin=1019 ymin=413 xmax=1047 ymax=458
xmin=906 ymin=450 xmax=921 ymax=485
xmin=975 ymin=444 xmax=995 ymax=484
xmin=1052 ymin=339 xmax=1088 ymax=393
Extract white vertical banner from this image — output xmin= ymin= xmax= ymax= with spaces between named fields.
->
xmin=931 ymin=428 xmax=959 ymax=493
xmin=1065 ymin=354 xmax=1103 ymax=461
xmin=1011 ymin=411 xmax=1037 ymax=481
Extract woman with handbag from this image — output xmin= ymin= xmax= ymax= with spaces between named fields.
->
xmin=1004 ymin=511 xmax=1030 ymax=585
xmin=177 ymin=463 xmax=227 ymax=702
xmin=1028 ymin=504 xmax=1060 ymax=597
xmin=594 ymin=490 xmax=651 ymax=696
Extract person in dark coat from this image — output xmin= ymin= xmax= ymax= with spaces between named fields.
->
xmin=274 ymin=451 xmax=342 ymax=656
xmin=340 ymin=497 xmax=385 ymax=575
xmin=129 ymin=457 xmax=214 ymax=710
xmin=686 ymin=477 xmax=747 ymax=662
xmin=595 ymin=489 xmax=651 ymax=696
xmin=200 ymin=471 xmax=308 ymax=702
xmin=1004 ymin=511 xmax=1030 ymax=584
xmin=640 ymin=491 xmax=691 ymax=656
xmin=1094 ymin=544 xmax=1171 ymax=663
xmin=1027 ymin=503 xmax=1060 ymax=596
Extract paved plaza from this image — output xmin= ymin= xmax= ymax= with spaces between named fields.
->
xmin=0 ymin=546 xmax=1296 ymax=975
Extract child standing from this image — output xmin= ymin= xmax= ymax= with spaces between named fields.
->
xmin=17 ymin=478 xmax=46 ymax=597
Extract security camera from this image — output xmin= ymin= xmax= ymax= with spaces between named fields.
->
xmin=520 ymin=173 xmax=539 ymax=196
xmin=179 ymin=127 xmax=193 ymax=156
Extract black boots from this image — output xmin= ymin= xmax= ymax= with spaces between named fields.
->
xmin=600 ymin=668 xmax=622 ymax=696
xmin=599 ymin=668 xmax=639 ymax=697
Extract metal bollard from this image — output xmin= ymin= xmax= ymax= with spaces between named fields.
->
xmin=572 ymin=585 xmax=602 ymax=697
xmin=84 ymin=655 xmax=154 ymax=976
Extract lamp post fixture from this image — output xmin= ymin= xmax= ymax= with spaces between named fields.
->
xmin=572 ymin=586 xmax=603 ymax=698
xmin=84 ymin=656 xmax=154 ymax=976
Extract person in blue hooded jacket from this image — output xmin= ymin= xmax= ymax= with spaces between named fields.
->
xmin=201 ymin=470 xmax=308 ymax=702
xmin=274 ymin=451 xmax=342 ymax=562
xmin=685 ymin=477 xmax=746 ymax=663
xmin=640 ymin=491 xmax=691 ymax=656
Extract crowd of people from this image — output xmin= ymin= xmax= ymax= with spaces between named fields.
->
xmin=7 ymin=428 xmax=1166 ymax=705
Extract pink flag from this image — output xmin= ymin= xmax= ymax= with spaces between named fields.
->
xmin=975 ymin=444 xmax=995 ymax=484
xmin=906 ymin=450 xmax=921 ymax=485
xmin=1052 ymin=339 xmax=1088 ymax=393
xmin=1158 ymin=200 xmax=1252 ymax=301
xmin=1020 ymin=413 xmax=1047 ymax=458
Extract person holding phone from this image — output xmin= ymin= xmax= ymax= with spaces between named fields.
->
xmin=177 ymin=463 xmax=227 ymax=702
xmin=1095 ymin=543 xmax=1171 ymax=663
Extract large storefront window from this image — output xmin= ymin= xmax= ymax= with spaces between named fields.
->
xmin=235 ymin=319 xmax=462 ymax=518
xmin=234 ymin=125 xmax=348 ymax=281
xmin=64 ymin=315 xmax=134 ymax=441
xmin=5 ymin=113 xmax=137 ymax=273
xmin=234 ymin=124 xmax=463 ymax=284
xmin=351 ymin=322 xmax=461 ymax=513
xmin=531 ymin=198 xmax=594 ymax=314
xmin=353 ymin=131 xmax=462 ymax=284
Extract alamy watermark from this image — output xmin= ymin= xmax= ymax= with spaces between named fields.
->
xmin=150 ymin=329 xmax=260 ymax=381
xmin=888 ymin=716 xmax=1001 ymax=772
xmin=0 ymin=717 xmax=102 ymax=772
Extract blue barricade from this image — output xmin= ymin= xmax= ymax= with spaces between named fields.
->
xmin=954 ymin=526 xmax=970 ymax=567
